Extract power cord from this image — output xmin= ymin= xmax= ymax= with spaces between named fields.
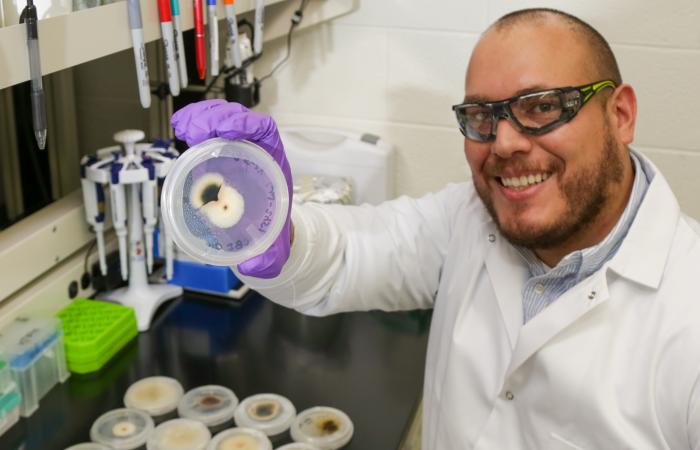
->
xmin=81 ymin=237 xmax=97 ymax=289
xmin=257 ymin=0 xmax=310 ymax=83
xmin=203 ymin=0 xmax=310 ymax=95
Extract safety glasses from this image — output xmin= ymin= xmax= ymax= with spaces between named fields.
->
xmin=452 ymin=80 xmax=617 ymax=142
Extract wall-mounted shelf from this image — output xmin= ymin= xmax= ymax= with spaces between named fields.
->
xmin=0 ymin=0 xmax=354 ymax=90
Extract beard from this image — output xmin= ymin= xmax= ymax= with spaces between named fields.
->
xmin=475 ymin=123 xmax=625 ymax=250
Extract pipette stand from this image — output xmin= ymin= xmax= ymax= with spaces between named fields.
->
xmin=81 ymin=130 xmax=183 ymax=331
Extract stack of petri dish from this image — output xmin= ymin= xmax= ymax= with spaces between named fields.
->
xmin=276 ymin=444 xmax=323 ymax=450
xmin=64 ymin=443 xmax=113 ymax=450
xmin=290 ymin=407 xmax=354 ymax=450
xmin=234 ymin=393 xmax=296 ymax=445
xmin=147 ymin=418 xmax=212 ymax=450
xmin=90 ymin=408 xmax=155 ymax=450
xmin=178 ymin=385 xmax=239 ymax=434
xmin=207 ymin=427 xmax=273 ymax=450
xmin=124 ymin=376 xmax=184 ymax=423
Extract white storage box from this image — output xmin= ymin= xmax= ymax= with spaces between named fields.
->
xmin=280 ymin=127 xmax=395 ymax=205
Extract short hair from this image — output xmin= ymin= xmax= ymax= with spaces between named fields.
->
xmin=490 ymin=8 xmax=622 ymax=85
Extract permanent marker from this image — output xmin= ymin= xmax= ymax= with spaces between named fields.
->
xmin=157 ymin=0 xmax=180 ymax=95
xmin=127 ymin=0 xmax=151 ymax=108
xmin=170 ymin=0 xmax=188 ymax=88
xmin=193 ymin=0 xmax=206 ymax=80
xmin=24 ymin=0 xmax=47 ymax=149
xmin=207 ymin=0 xmax=219 ymax=76
xmin=253 ymin=0 xmax=264 ymax=55
xmin=223 ymin=0 xmax=242 ymax=73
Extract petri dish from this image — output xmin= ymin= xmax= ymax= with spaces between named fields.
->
xmin=207 ymin=427 xmax=273 ymax=450
xmin=290 ymin=407 xmax=353 ymax=450
xmin=124 ymin=376 xmax=184 ymax=417
xmin=146 ymin=418 xmax=211 ymax=450
xmin=64 ymin=444 xmax=113 ymax=450
xmin=178 ymin=385 xmax=239 ymax=427
xmin=276 ymin=444 xmax=323 ymax=450
xmin=161 ymin=138 xmax=290 ymax=266
xmin=90 ymin=408 xmax=155 ymax=450
xmin=233 ymin=393 xmax=296 ymax=437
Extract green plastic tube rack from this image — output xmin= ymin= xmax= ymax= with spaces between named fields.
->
xmin=57 ymin=299 xmax=138 ymax=374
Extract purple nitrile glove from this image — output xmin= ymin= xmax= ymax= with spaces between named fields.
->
xmin=171 ymin=99 xmax=293 ymax=279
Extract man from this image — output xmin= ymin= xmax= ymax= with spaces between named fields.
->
xmin=171 ymin=8 xmax=700 ymax=449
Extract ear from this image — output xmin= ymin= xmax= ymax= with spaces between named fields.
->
xmin=608 ymin=83 xmax=637 ymax=145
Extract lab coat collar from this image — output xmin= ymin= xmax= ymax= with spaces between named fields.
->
xmin=606 ymin=155 xmax=679 ymax=290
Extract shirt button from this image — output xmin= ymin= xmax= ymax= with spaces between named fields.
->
xmin=505 ymin=391 xmax=514 ymax=400
xmin=488 ymin=234 xmax=496 ymax=243
xmin=534 ymin=283 xmax=545 ymax=294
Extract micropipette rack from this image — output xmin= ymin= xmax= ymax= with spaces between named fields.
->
xmin=79 ymin=130 xmax=183 ymax=331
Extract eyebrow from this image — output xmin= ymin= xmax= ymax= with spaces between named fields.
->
xmin=461 ymin=84 xmax=555 ymax=104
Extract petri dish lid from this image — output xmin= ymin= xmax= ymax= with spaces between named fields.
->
xmin=290 ymin=407 xmax=354 ymax=450
xmin=233 ymin=393 xmax=296 ymax=437
xmin=146 ymin=418 xmax=212 ymax=450
xmin=161 ymin=138 xmax=290 ymax=266
xmin=64 ymin=444 xmax=113 ymax=450
xmin=90 ymin=408 xmax=155 ymax=450
xmin=276 ymin=444 xmax=323 ymax=450
xmin=177 ymin=385 xmax=239 ymax=427
xmin=124 ymin=376 xmax=184 ymax=417
xmin=207 ymin=427 xmax=273 ymax=450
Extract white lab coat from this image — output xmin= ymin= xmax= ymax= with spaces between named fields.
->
xmin=235 ymin=154 xmax=700 ymax=450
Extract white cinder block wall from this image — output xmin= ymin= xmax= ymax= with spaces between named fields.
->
xmin=254 ymin=0 xmax=700 ymax=220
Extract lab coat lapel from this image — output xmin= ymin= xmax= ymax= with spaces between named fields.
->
xmin=483 ymin=224 xmax=527 ymax=349
xmin=505 ymin=274 xmax=610 ymax=378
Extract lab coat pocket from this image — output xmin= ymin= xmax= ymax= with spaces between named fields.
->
xmin=550 ymin=432 xmax=587 ymax=450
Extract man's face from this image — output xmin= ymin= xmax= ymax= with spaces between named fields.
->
xmin=464 ymin=22 xmax=630 ymax=256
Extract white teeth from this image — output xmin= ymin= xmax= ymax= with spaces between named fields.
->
xmin=500 ymin=172 xmax=550 ymax=188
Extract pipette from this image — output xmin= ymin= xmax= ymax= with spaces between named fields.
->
xmin=157 ymin=0 xmax=180 ymax=96
xmin=253 ymin=0 xmax=264 ymax=55
xmin=208 ymin=0 xmax=219 ymax=76
xmin=80 ymin=156 xmax=108 ymax=275
xmin=24 ymin=0 xmax=47 ymax=149
xmin=126 ymin=0 xmax=151 ymax=108
xmin=109 ymin=165 xmax=128 ymax=280
xmin=170 ymin=0 xmax=188 ymax=89
xmin=223 ymin=0 xmax=242 ymax=74
xmin=141 ymin=158 xmax=157 ymax=274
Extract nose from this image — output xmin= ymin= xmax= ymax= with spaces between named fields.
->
xmin=491 ymin=117 xmax=532 ymax=158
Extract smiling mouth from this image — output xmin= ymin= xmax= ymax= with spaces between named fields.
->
xmin=498 ymin=172 xmax=551 ymax=189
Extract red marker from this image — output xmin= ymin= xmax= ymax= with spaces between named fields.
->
xmin=193 ymin=0 xmax=206 ymax=80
